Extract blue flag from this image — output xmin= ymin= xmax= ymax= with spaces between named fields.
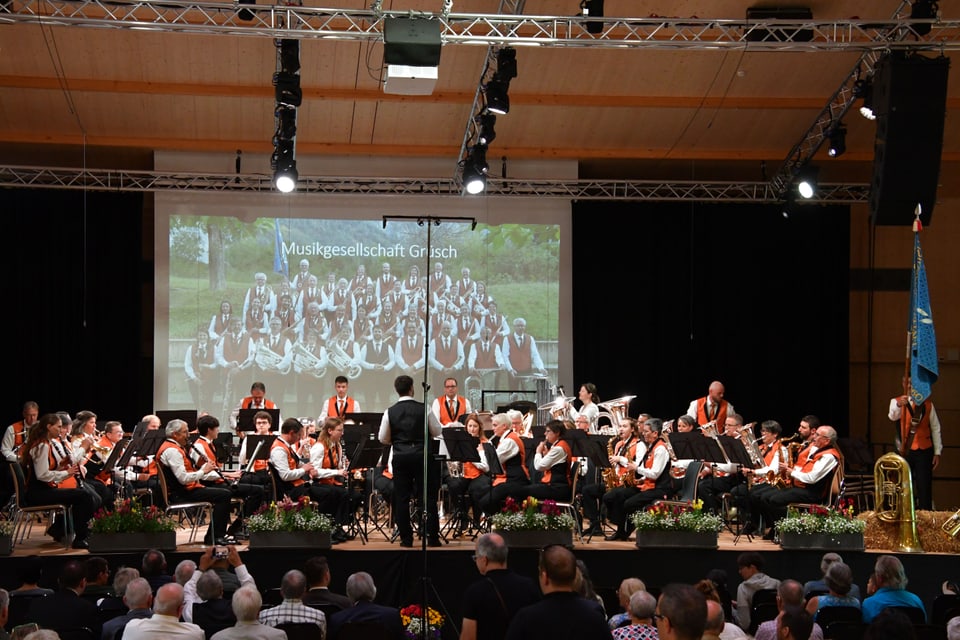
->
xmin=909 ymin=230 xmax=938 ymax=405
xmin=273 ymin=219 xmax=289 ymax=279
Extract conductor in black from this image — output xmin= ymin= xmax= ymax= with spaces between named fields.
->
xmin=378 ymin=374 xmax=443 ymax=548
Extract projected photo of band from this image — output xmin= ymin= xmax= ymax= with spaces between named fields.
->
xmin=164 ymin=215 xmax=561 ymax=424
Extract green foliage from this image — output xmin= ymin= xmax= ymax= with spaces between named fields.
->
xmin=90 ymin=499 xmax=177 ymax=534
xmin=775 ymin=501 xmax=866 ymax=535
xmin=246 ymin=496 xmax=334 ymax=533
xmin=631 ymin=500 xmax=724 ymax=533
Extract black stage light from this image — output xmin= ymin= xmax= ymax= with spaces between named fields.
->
xmin=275 ymin=105 xmax=297 ymax=141
xmin=580 ymin=0 xmax=604 ymax=35
xmin=462 ymin=144 xmax=489 ymax=195
xmin=273 ymin=71 xmax=302 ymax=107
xmin=495 ymin=48 xmax=517 ymax=82
xmin=477 ymin=113 xmax=497 ymax=145
xmin=910 ymin=0 xmax=938 ymax=36
xmin=278 ymin=39 xmax=300 ymax=74
xmin=827 ymin=124 xmax=847 ymax=158
xmin=485 ymin=79 xmax=510 ymax=115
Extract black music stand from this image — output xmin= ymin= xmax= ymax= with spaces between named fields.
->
xmin=99 ymin=438 xmax=128 ymax=485
xmin=117 ymin=430 xmax=166 ymax=505
xmin=347 ymin=437 xmax=386 ymax=543
xmin=476 ymin=441 xmax=504 ymax=534
xmin=238 ymin=408 xmax=279 ymax=433
xmin=156 ymin=409 xmax=199 ymax=431
xmin=242 ymin=436 xmax=275 ymax=464
xmin=439 ymin=428 xmax=482 ymax=539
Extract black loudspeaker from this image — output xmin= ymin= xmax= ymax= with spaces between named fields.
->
xmin=383 ymin=17 xmax=442 ymax=67
xmin=869 ymin=52 xmax=950 ymax=226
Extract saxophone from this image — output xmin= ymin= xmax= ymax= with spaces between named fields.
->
xmin=603 ymin=436 xmax=620 ymax=490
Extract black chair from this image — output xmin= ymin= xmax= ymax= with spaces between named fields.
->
xmin=9 ymin=461 xmax=73 ymax=549
xmin=749 ymin=588 xmax=779 ymax=635
xmin=884 ymin=605 xmax=926 ymax=625
xmin=7 ymin=594 xmax=48 ymax=631
xmin=275 ymin=622 xmax=322 ymax=640
xmin=824 ymin=621 xmax=866 ymax=640
xmin=261 ymin=587 xmax=283 ymax=606
xmin=913 ymin=624 xmax=947 ymax=640
xmin=336 ymin=621 xmax=392 ymax=640
xmin=305 ymin=602 xmax=342 ymax=622
xmin=57 ymin=627 xmax=96 ymax=640
xmin=931 ymin=594 xmax=960 ymax=626
xmin=816 ymin=606 xmax=863 ymax=629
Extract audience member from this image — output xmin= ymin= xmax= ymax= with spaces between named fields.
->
xmin=83 ymin=557 xmax=115 ymax=602
xmin=803 ymin=553 xmax=861 ymax=601
xmin=10 ymin=625 xmax=39 ymax=640
xmin=692 ymin=580 xmax=748 ymax=640
xmin=0 ymin=589 xmax=9 ymax=640
xmin=97 ymin=567 xmax=141 ymax=620
xmin=609 ymin=578 xmax=646 ymax=631
xmin=327 ymin=572 xmax=404 ymax=640
xmin=735 ymin=552 xmax=780 ymax=632
xmin=805 ymin=562 xmax=860 ymax=621
xmin=460 ymin=533 xmax=539 ymax=640
xmin=10 ymin=557 xmax=54 ymax=597
xmin=22 ymin=631 xmax=58 ymax=640
xmin=778 ymin=606 xmax=814 ymax=640
xmin=26 ymin=560 xmax=102 ymax=640
xmin=946 ymin=617 xmax=960 ymax=640
xmin=861 ymin=555 xmax=925 ymax=623
xmin=754 ymin=581 xmax=823 ymax=640
xmin=100 ymin=578 xmax=153 ymax=640
xmin=175 ymin=561 xmax=197 ymax=587
xmin=210 ymin=588 xmax=286 ymax=640
xmin=123 ymin=583 xmax=203 ymax=640
xmin=703 ymin=599 xmax=726 ymax=640
xmin=863 ymin=608 xmax=916 ymax=640
xmin=574 ymin=559 xmax=606 ymax=618
xmin=258 ymin=570 xmax=326 ymax=638
xmin=504 ymin=545 xmax=610 ymax=640
xmin=611 ymin=590 xmax=658 ymax=640
xmin=141 ymin=550 xmax=174 ymax=594
xmin=302 ymin=557 xmax=351 ymax=611
xmin=183 ymin=546 xmax=256 ymax=637
xmin=706 ymin=569 xmax=735 ymax=622
xmin=654 ymin=583 xmax=707 ymax=640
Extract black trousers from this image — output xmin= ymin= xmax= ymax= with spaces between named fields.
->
xmin=906 ymin=447 xmax=934 ymax=510
xmin=392 ymin=446 xmax=440 ymax=541
xmin=602 ymin=485 xmax=639 ymax=531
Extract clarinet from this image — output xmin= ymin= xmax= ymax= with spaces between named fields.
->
xmin=54 ymin=437 xmax=84 ymax=488
xmin=191 ymin=443 xmax=228 ymax=483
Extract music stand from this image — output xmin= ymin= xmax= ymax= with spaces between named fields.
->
xmin=130 ymin=421 xmax=150 ymax=439
xmin=118 ymin=430 xmax=166 ymax=470
xmin=238 ymin=408 xmax=280 ymax=433
xmin=565 ymin=430 xmax=610 ymax=470
xmin=99 ymin=439 xmax=128 ymax=483
xmin=344 ymin=412 xmax=384 ymax=429
xmin=347 ymin=437 xmax=386 ymax=543
xmin=156 ymin=410 xmax=199 ymax=431
xmin=242 ymin=436 xmax=275 ymax=464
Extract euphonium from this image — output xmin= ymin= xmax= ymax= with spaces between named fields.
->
xmin=874 ymin=452 xmax=923 ymax=553
xmin=292 ymin=342 xmax=327 ymax=378
xmin=328 ymin=340 xmax=362 ymax=379
xmin=942 ymin=509 xmax=960 ymax=538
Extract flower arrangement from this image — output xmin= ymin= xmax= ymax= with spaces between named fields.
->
xmin=775 ymin=500 xmax=867 ymax=535
xmin=489 ymin=497 xmax=576 ymax=532
xmin=246 ymin=496 xmax=333 ymax=533
xmin=89 ymin=498 xmax=177 ymax=534
xmin=399 ymin=604 xmax=444 ymax=640
xmin=0 ymin=518 xmax=14 ymax=537
xmin=631 ymin=499 xmax=724 ymax=533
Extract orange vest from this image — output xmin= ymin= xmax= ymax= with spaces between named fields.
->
xmin=539 ymin=440 xmax=572 ymax=485
xmin=196 ymin=438 xmax=224 ymax=484
xmin=614 ymin=438 xmax=638 ymax=482
xmin=241 ymin=397 xmax=277 ymax=410
xmin=791 ymin=446 xmax=840 ymax=489
xmin=639 ymin=440 xmax=667 ymax=491
xmin=45 ymin=444 xmax=77 ymax=489
xmin=326 ymin=396 xmax=356 ymax=419
xmin=11 ymin=421 xmax=27 ymax=448
xmin=437 ymin=396 xmax=467 ymax=425
xmin=270 ymin=438 xmax=305 ymax=487
xmin=157 ymin=441 xmax=203 ymax=490
xmin=316 ymin=442 xmax=344 ymax=486
xmin=695 ymin=398 xmax=729 ymax=427
xmin=92 ymin=435 xmax=114 ymax=484
xmin=493 ymin=431 xmax=529 ymax=486
xmin=900 ymin=400 xmax=933 ymax=450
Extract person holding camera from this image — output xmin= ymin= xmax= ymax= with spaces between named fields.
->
xmin=182 ymin=546 xmax=257 ymax=629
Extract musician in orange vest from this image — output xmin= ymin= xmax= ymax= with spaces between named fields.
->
xmin=431 ymin=378 xmax=472 ymax=426
xmin=319 ymin=376 xmax=360 ymax=421
xmin=269 ymin=417 xmax=319 ymax=502
xmin=238 ymin=410 xmax=274 ymax=486
xmin=21 ymin=413 xmax=96 ymax=549
xmin=888 ymin=376 xmax=942 ymax=510
xmin=157 ymin=418 xmax=234 ymax=545
xmin=477 ymin=413 xmax=530 ymax=519
xmin=527 ymin=420 xmax=573 ymax=501
xmin=759 ymin=425 xmax=841 ymax=540
xmin=685 ymin=381 xmax=735 ymax=427
xmin=2 ymin=400 xmax=38 ymax=463
xmin=697 ymin=414 xmax=748 ymax=514
xmin=307 ymin=417 xmax=351 ymax=543
xmin=615 ymin=418 xmax=673 ymax=540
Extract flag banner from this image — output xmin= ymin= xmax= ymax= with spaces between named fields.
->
xmin=909 ymin=230 xmax=938 ymax=404
xmin=273 ymin=219 xmax=289 ymax=279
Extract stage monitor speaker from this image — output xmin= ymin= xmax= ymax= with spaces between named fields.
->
xmin=869 ymin=52 xmax=950 ymax=226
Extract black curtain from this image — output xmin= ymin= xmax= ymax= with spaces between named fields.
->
xmin=572 ymin=201 xmax=850 ymax=435
xmin=6 ymin=188 xmax=149 ymax=426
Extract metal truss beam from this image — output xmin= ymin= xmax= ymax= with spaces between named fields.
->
xmin=0 ymin=165 xmax=869 ymax=203
xmin=2 ymin=1 xmax=959 ymax=50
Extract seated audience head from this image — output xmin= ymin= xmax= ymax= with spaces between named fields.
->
xmin=873 ymin=555 xmax=908 ymax=590
xmin=303 ymin=557 xmax=331 ymax=588
xmin=475 ymin=532 xmax=508 ymax=570
xmin=538 ymin=545 xmax=577 ymax=592
xmin=629 ymin=590 xmax=657 ymax=622
xmin=232 ymin=587 xmax=262 ymax=623
xmin=863 ymin=608 xmax=916 ymax=640
xmin=824 ymin=562 xmax=853 ymax=596
xmin=114 ymin=567 xmax=141 ymax=596
xmin=22 ymin=631 xmax=58 ymax=640
xmin=17 ymin=555 xmax=45 ymax=587
xmin=124 ymin=578 xmax=153 ymax=611
xmin=778 ymin=606 xmax=814 ymax=640
xmin=154 ymin=583 xmax=186 ymax=617
xmin=704 ymin=599 xmax=726 ymax=635
xmin=142 ymin=549 xmax=167 ymax=577
xmin=947 ymin=617 xmax=960 ymax=640
xmin=345 ymin=572 xmax=377 ymax=603
xmin=737 ymin=552 xmax=766 ymax=578
xmin=280 ymin=570 xmax=307 ymax=601
xmin=174 ymin=560 xmax=196 ymax=586
xmin=619 ymin=578 xmax=646 ymax=609
xmin=197 ymin=570 xmax=224 ymax=601
xmin=819 ymin=552 xmax=843 ymax=576
xmin=59 ymin=560 xmax=86 ymax=593
xmin=778 ymin=580 xmax=805 ymax=608
xmin=656 ymin=583 xmax=707 ymax=640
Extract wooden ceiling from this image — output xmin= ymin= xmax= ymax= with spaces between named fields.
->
xmin=1 ymin=0 xmax=958 ymax=185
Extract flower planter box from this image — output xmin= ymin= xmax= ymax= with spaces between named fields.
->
xmin=0 ymin=534 xmax=13 ymax=556
xmin=248 ymin=531 xmax=331 ymax=550
xmin=635 ymin=531 xmax=718 ymax=549
xmin=498 ymin=530 xmax=573 ymax=549
xmin=779 ymin=532 xmax=864 ymax=551
xmin=88 ymin=531 xmax=177 ymax=554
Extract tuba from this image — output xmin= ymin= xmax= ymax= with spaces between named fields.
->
xmin=255 ymin=341 xmax=291 ymax=374
xmin=874 ymin=452 xmax=923 ymax=553
xmin=292 ymin=342 xmax=327 ymax=379
xmin=596 ymin=395 xmax=635 ymax=436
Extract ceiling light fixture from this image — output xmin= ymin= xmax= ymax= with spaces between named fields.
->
xmin=795 ymin=166 xmax=819 ymax=199
xmin=910 ymin=0 xmax=938 ymax=36
xmin=580 ymin=0 xmax=604 ymax=34
xmin=827 ymin=124 xmax=847 ymax=158
xmin=484 ymin=79 xmax=510 ymax=115
xmin=477 ymin=113 xmax=497 ymax=145
xmin=462 ymin=144 xmax=489 ymax=195
xmin=854 ymin=78 xmax=876 ymax=121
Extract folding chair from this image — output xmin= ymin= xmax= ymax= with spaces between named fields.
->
xmin=8 ymin=461 xmax=73 ymax=550
xmin=156 ymin=461 xmax=213 ymax=544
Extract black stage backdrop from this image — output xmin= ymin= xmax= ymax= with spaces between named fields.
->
xmin=6 ymin=188 xmax=148 ymax=426
xmin=571 ymin=201 xmax=850 ymax=435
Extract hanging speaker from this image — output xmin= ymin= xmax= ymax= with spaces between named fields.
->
xmin=869 ymin=52 xmax=950 ymax=226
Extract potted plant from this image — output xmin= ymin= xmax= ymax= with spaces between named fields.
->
xmin=246 ymin=496 xmax=334 ymax=550
xmin=400 ymin=604 xmax=445 ymax=640
xmin=776 ymin=499 xmax=866 ymax=550
xmin=88 ymin=498 xmax=178 ymax=553
xmin=631 ymin=499 xmax=723 ymax=549
xmin=0 ymin=518 xmax=14 ymax=556
xmin=489 ymin=497 xmax=575 ymax=548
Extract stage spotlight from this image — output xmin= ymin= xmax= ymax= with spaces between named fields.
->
xmin=795 ymin=166 xmax=819 ymax=199
xmin=495 ymin=48 xmax=517 ymax=82
xmin=580 ymin=0 xmax=604 ymax=34
xmin=275 ymin=105 xmax=297 ymax=141
xmin=910 ymin=0 xmax=937 ymax=36
xmin=854 ymin=78 xmax=875 ymax=121
xmin=274 ymin=162 xmax=298 ymax=193
xmin=477 ymin=113 xmax=497 ymax=145
xmin=278 ymin=39 xmax=301 ymax=74
xmin=462 ymin=145 xmax=489 ymax=195
xmin=238 ymin=0 xmax=255 ymax=21
xmin=827 ymin=124 xmax=846 ymax=158
xmin=485 ymin=79 xmax=510 ymax=115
